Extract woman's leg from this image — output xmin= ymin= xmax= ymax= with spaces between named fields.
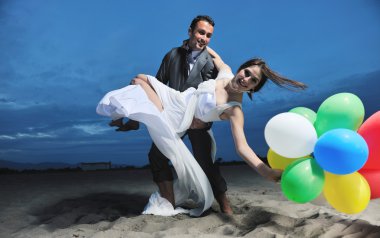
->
xmin=109 ymin=74 xmax=163 ymax=131
xmin=133 ymin=75 xmax=163 ymax=112
xmin=135 ymin=75 xmax=176 ymax=206
xmin=110 ymin=74 xmax=162 ymax=131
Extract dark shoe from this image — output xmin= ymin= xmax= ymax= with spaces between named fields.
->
xmin=109 ymin=118 xmax=124 ymax=127
xmin=116 ymin=120 xmax=140 ymax=132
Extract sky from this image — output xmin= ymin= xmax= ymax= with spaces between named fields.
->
xmin=0 ymin=0 xmax=379 ymax=167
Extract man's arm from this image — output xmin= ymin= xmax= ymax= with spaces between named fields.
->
xmin=204 ymin=60 xmax=219 ymax=81
xmin=156 ymin=51 xmax=172 ymax=84
xmin=203 ymin=47 xmax=227 ymax=81
xmin=207 ymin=47 xmax=232 ymax=73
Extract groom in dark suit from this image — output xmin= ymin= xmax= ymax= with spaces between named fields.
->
xmin=120 ymin=15 xmax=232 ymax=214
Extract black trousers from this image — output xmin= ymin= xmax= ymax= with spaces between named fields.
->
xmin=148 ymin=128 xmax=227 ymax=196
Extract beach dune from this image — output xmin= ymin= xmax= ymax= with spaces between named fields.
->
xmin=1 ymin=165 xmax=380 ymax=238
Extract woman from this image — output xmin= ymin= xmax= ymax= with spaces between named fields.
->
xmin=96 ymin=48 xmax=306 ymax=216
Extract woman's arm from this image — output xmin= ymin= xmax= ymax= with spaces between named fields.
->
xmin=207 ymin=47 xmax=232 ymax=74
xmin=224 ymin=106 xmax=282 ymax=182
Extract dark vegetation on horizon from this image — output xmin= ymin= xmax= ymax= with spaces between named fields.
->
xmin=0 ymin=157 xmax=268 ymax=174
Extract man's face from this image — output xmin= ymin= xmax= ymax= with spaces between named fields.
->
xmin=188 ymin=20 xmax=214 ymax=51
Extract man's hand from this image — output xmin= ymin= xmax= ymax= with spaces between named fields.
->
xmin=190 ymin=118 xmax=209 ymax=129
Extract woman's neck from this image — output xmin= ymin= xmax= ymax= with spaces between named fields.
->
xmin=215 ymin=79 xmax=243 ymax=106
xmin=225 ymin=79 xmax=243 ymax=94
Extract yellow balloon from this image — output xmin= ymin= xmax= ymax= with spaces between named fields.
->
xmin=267 ymin=148 xmax=303 ymax=170
xmin=323 ymin=172 xmax=370 ymax=214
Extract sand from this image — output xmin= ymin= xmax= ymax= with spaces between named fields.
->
xmin=1 ymin=165 xmax=379 ymax=238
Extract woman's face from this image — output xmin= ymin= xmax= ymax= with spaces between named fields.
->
xmin=231 ymin=65 xmax=262 ymax=91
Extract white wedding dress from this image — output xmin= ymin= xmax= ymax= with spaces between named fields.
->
xmin=96 ymin=70 xmax=240 ymax=217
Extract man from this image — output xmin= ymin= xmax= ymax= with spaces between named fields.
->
xmin=118 ymin=15 xmax=232 ymax=214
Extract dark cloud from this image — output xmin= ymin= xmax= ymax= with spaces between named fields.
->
xmin=0 ymin=97 xmax=14 ymax=103
xmin=1 ymin=0 xmax=379 ymax=166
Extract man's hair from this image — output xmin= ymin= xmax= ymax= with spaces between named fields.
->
xmin=189 ymin=15 xmax=215 ymax=30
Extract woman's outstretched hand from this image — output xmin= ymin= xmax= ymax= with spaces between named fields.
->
xmin=257 ymin=164 xmax=283 ymax=183
xmin=268 ymin=169 xmax=283 ymax=183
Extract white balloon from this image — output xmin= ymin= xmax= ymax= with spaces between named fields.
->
xmin=264 ymin=112 xmax=317 ymax=158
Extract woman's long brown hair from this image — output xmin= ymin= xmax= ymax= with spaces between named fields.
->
xmin=237 ymin=58 xmax=307 ymax=99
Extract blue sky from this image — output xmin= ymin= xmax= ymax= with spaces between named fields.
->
xmin=1 ymin=0 xmax=379 ymax=166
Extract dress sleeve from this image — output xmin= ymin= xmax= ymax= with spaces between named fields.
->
xmin=215 ymin=69 xmax=234 ymax=81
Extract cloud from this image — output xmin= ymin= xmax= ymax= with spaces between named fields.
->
xmin=16 ymin=132 xmax=56 ymax=139
xmin=0 ymin=97 xmax=14 ymax=103
xmin=0 ymin=132 xmax=56 ymax=140
xmin=0 ymin=135 xmax=16 ymax=140
xmin=0 ymin=97 xmax=48 ymax=110
xmin=72 ymin=123 xmax=109 ymax=135
xmin=1 ymin=0 xmax=379 ymax=166
xmin=0 ymin=149 xmax=22 ymax=154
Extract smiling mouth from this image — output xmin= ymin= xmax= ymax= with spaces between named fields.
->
xmin=197 ymin=41 xmax=206 ymax=47
xmin=238 ymin=78 xmax=247 ymax=88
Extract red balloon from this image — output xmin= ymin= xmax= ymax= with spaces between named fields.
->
xmin=358 ymin=111 xmax=380 ymax=170
xmin=359 ymin=170 xmax=380 ymax=199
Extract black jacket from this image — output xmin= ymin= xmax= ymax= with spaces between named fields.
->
xmin=156 ymin=44 xmax=218 ymax=92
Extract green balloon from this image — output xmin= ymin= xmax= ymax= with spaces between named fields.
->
xmin=281 ymin=158 xmax=325 ymax=203
xmin=314 ymin=93 xmax=364 ymax=137
xmin=289 ymin=107 xmax=317 ymax=124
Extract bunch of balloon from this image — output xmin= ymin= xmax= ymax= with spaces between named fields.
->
xmin=314 ymin=129 xmax=369 ymax=214
xmin=357 ymin=111 xmax=380 ymax=199
xmin=265 ymin=93 xmax=372 ymax=214
xmin=265 ymin=109 xmax=322 ymax=204
xmin=313 ymin=93 xmax=370 ymax=214
xmin=265 ymin=107 xmax=316 ymax=170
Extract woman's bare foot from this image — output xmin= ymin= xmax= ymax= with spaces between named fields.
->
xmin=216 ymin=192 xmax=233 ymax=215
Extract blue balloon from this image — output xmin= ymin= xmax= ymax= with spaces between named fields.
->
xmin=314 ymin=129 xmax=369 ymax=174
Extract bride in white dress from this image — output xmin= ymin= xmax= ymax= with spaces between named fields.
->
xmin=96 ymin=47 xmax=306 ymax=216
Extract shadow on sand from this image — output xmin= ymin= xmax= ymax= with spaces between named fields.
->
xmin=30 ymin=192 xmax=149 ymax=230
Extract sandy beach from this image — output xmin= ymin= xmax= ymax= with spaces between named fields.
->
xmin=1 ymin=165 xmax=379 ymax=238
